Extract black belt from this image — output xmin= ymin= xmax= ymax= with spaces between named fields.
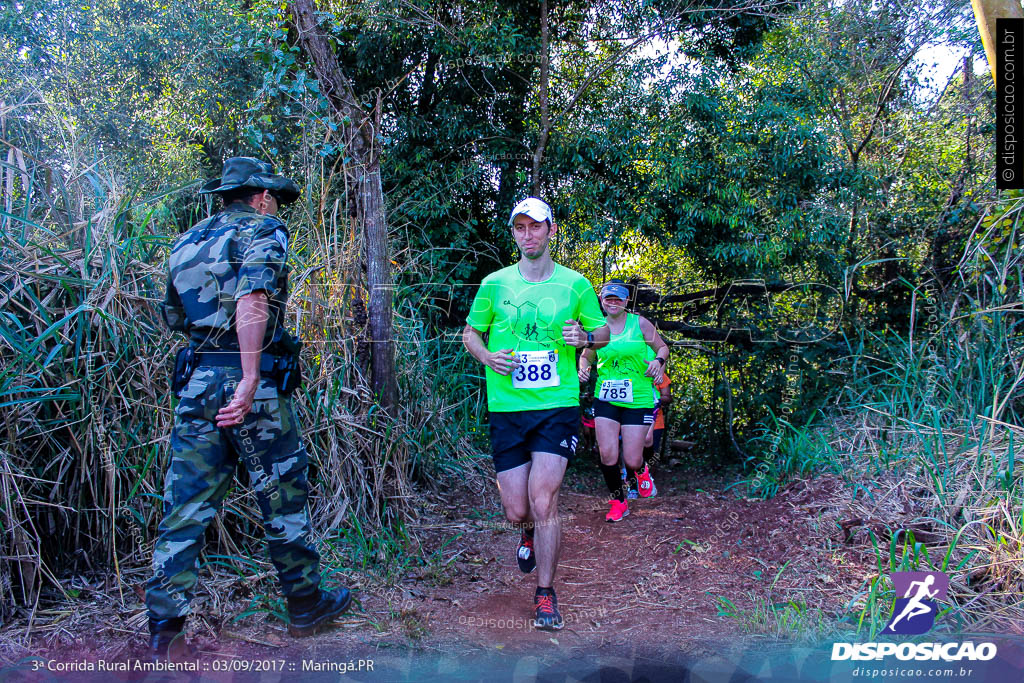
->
xmin=196 ymin=352 xmax=282 ymax=373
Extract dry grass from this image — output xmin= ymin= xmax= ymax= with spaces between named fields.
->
xmin=0 ymin=117 xmax=486 ymax=638
xmin=787 ymin=411 xmax=1024 ymax=636
xmin=731 ymin=195 xmax=1024 ymax=637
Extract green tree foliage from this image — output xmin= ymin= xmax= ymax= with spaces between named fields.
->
xmin=0 ymin=0 xmax=994 ymax=473
xmin=245 ymin=0 xmax=783 ymax=282
xmin=762 ymin=0 xmax=987 ymax=325
xmin=2 ymin=0 xmax=260 ymax=187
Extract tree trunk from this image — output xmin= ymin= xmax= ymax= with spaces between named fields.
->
xmin=531 ymin=0 xmax=550 ymax=196
xmin=932 ymin=55 xmax=975 ymax=288
xmin=844 ymin=152 xmax=861 ymax=328
xmin=971 ymin=0 xmax=1024 ymax=86
xmin=360 ymin=165 xmax=397 ymax=409
xmin=289 ymin=0 xmax=396 ymax=412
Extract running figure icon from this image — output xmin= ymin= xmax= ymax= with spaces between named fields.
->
xmin=887 ymin=575 xmax=938 ymax=630
xmin=882 ymin=571 xmax=949 ymax=635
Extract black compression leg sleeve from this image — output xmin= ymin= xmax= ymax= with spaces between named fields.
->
xmin=600 ymin=462 xmax=625 ymax=502
xmin=643 ymin=444 xmax=654 ymax=468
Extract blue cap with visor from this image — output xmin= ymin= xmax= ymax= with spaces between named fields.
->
xmin=600 ymin=283 xmax=630 ymax=300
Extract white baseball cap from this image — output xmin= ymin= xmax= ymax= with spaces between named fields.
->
xmin=508 ymin=197 xmax=553 ymax=226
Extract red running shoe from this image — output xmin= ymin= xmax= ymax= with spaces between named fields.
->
xmin=636 ymin=465 xmax=657 ymax=498
xmin=605 ymin=499 xmax=629 ymax=522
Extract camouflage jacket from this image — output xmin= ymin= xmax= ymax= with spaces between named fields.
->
xmin=162 ymin=202 xmax=290 ymax=351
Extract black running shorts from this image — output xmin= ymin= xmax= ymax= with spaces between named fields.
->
xmin=593 ymin=399 xmax=654 ymax=426
xmin=489 ymin=407 xmax=580 ymax=473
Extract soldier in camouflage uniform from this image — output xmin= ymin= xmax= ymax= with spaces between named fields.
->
xmin=146 ymin=158 xmax=350 ymax=660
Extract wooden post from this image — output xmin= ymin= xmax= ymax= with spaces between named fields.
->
xmin=361 ymin=167 xmax=397 ymax=410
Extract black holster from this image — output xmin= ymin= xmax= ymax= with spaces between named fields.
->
xmin=171 ymin=345 xmax=197 ymax=397
xmin=272 ymin=332 xmax=303 ymax=394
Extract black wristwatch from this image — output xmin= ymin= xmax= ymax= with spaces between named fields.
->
xmin=656 ymin=356 xmax=666 ymax=366
xmin=585 ymin=331 xmax=595 ymax=349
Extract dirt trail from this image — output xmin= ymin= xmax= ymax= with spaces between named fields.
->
xmin=0 ymin=469 xmax=875 ymax=676
xmin=379 ymin=470 xmax=873 ymax=655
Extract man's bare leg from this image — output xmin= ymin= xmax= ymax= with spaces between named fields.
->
xmin=526 ymin=451 xmax=568 ymax=630
xmin=496 ymin=461 xmax=532 ymax=527
xmin=528 ymin=451 xmax=567 ymax=587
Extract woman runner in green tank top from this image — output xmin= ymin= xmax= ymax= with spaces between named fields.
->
xmin=578 ymin=280 xmax=668 ymax=522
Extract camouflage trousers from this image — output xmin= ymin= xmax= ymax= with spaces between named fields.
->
xmin=146 ymin=367 xmax=321 ymax=620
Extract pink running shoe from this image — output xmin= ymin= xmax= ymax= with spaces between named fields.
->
xmin=605 ymin=499 xmax=629 ymax=522
xmin=636 ymin=465 xmax=657 ymax=498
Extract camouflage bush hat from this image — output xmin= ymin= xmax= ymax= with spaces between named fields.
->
xmin=198 ymin=157 xmax=300 ymax=205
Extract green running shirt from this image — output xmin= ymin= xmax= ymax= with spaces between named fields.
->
xmin=466 ymin=264 xmax=605 ymax=413
xmin=596 ymin=313 xmax=655 ymax=409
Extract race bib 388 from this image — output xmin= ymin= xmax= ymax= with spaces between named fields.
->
xmin=511 ymin=350 xmax=560 ymax=389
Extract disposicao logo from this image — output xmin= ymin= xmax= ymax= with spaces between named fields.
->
xmin=831 ymin=571 xmax=997 ymax=662
xmin=883 ymin=571 xmax=948 ymax=635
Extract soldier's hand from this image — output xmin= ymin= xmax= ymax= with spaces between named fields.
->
xmin=216 ymin=375 xmax=260 ymax=427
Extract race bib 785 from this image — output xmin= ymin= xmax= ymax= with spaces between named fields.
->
xmin=599 ymin=378 xmax=633 ymax=403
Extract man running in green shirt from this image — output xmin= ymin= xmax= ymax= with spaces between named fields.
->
xmin=463 ymin=197 xmax=609 ymax=630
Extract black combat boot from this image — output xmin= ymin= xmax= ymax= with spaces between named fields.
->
xmin=148 ymin=615 xmax=190 ymax=662
xmin=286 ymin=587 xmax=353 ymax=637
